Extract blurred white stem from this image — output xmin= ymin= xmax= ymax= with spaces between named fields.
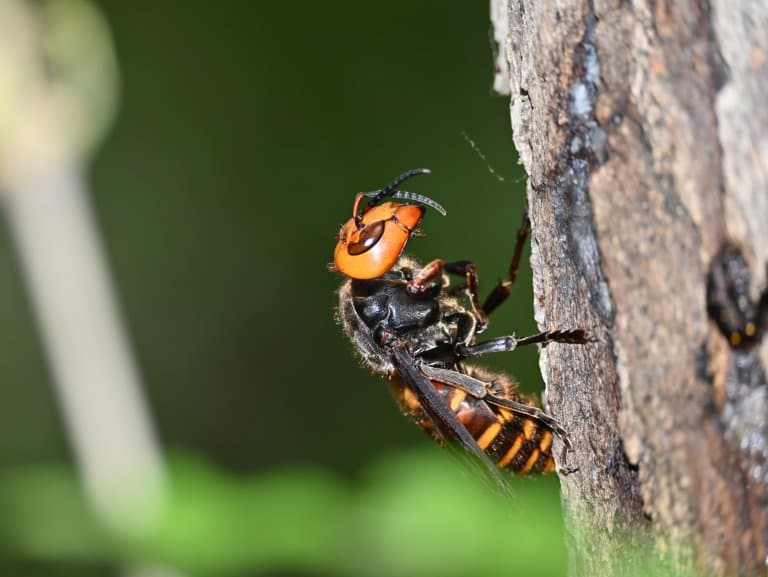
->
xmin=0 ymin=0 xmax=167 ymax=541
xmin=4 ymin=158 xmax=168 ymax=535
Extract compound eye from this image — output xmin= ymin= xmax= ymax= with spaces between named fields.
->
xmin=347 ymin=220 xmax=386 ymax=255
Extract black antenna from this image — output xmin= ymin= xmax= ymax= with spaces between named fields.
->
xmin=360 ymin=168 xmax=446 ymax=216
xmin=364 ymin=168 xmax=432 ymax=206
xmin=363 ymin=190 xmax=446 ymax=215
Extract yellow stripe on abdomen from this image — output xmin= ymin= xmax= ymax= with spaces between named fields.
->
xmin=448 ymin=388 xmax=467 ymax=412
xmin=523 ymin=418 xmax=535 ymax=440
xmin=475 ymin=422 xmax=502 ymax=450
xmin=497 ymin=435 xmax=523 ymax=468
xmin=520 ymin=448 xmax=540 ymax=474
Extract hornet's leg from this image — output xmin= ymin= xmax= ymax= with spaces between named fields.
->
xmin=443 ymin=208 xmax=531 ymax=329
xmin=455 ymin=329 xmax=590 ymax=359
xmin=418 ymin=328 xmax=588 ymax=365
xmin=443 ymin=260 xmax=488 ymax=330
xmin=406 ymin=259 xmax=444 ymax=295
xmin=480 ymin=207 xmax=530 ymax=317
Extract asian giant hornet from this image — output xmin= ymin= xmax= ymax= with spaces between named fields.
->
xmin=332 ymin=169 xmax=588 ymax=485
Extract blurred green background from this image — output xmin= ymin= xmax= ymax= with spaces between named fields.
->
xmin=0 ymin=1 xmax=567 ymax=576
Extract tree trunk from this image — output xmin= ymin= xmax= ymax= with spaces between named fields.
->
xmin=491 ymin=1 xmax=768 ymax=575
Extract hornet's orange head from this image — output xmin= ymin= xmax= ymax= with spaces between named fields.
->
xmin=333 ymin=168 xmax=446 ymax=280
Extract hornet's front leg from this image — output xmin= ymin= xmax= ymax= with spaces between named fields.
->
xmin=406 ymin=259 xmax=444 ymax=295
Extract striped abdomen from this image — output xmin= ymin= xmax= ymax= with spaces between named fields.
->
xmin=389 ymin=365 xmax=555 ymax=474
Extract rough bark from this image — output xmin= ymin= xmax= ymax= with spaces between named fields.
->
xmin=492 ymin=1 xmax=768 ymax=575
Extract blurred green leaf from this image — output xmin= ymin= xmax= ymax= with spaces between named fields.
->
xmin=350 ymin=449 xmax=566 ymax=577
xmin=0 ymin=449 xmax=569 ymax=576
xmin=141 ymin=455 xmax=347 ymax=574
